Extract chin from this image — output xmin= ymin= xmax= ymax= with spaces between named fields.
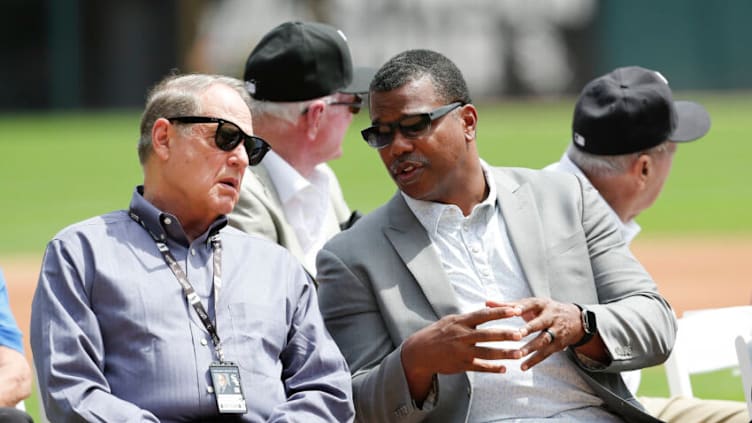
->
xmin=213 ymin=199 xmax=238 ymax=216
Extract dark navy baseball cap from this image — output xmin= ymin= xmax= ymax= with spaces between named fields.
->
xmin=243 ymin=21 xmax=375 ymax=102
xmin=572 ymin=66 xmax=710 ymax=155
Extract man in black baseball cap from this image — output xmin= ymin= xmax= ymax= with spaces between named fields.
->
xmin=243 ymin=21 xmax=373 ymax=101
xmin=570 ymin=65 xmax=710 ymax=156
xmin=547 ymin=66 xmax=711 ymax=242
xmin=547 ymin=69 xmax=747 ymax=422
xmin=230 ymin=21 xmax=375 ymax=277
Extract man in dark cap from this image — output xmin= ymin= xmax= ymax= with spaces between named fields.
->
xmin=546 ymin=66 xmax=747 ymax=422
xmin=546 ymin=66 xmax=710 ymax=245
xmin=229 ymin=21 xmax=374 ymax=277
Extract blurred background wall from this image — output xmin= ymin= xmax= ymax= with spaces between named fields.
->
xmin=2 ymin=0 xmax=751 ymax=111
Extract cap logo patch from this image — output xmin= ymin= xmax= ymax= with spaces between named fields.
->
xmin=245 ymin=81 xmax=257 ymax=96
xmin=574 ymin=132 xmax=586 ymax=147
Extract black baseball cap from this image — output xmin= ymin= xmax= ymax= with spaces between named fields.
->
xmin=243 ymin=21 xmax=375 ymax=102
xmin=572 ymin=66 xmax=711 ymax=155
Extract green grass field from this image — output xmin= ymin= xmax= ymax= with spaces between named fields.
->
xmin=1 ymin=93 xmax=750 ymax=418
xmin=1 ymin=92 xmax=751 ymax=253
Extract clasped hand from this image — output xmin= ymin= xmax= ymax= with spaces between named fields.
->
xmin=402 ymin=298 xmax=583 ymax=378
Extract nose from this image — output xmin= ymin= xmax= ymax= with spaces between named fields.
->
xmin=229 ymin=142 xmax=249 ymax=168
xmin=386 ymin=130 xmax=414 ymax=156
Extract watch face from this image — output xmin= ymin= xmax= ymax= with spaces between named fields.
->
xmin=584 ymin=309 xmax=596 ymax=334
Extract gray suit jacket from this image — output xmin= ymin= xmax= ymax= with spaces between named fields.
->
xmin=229 ymin=162 xmax=351 ymax=275
xmin=317 ymin=166 xmax=676 ymax=423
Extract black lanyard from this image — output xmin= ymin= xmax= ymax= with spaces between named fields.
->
xmin=129 ymin=209 xmax=226 ymax=362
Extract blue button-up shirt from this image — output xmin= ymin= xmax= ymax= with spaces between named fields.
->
xmin=31 ymin=187 xmax=354 ymax=422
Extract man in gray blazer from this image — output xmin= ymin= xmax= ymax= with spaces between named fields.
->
xmin=316 ymin=49 xmax=677 ymax=422
xmin=229 ymin=21 xmax=372 ymax=276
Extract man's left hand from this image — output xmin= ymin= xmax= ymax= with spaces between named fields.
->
xmin=487 ymin=298 xmax=587 ymax=370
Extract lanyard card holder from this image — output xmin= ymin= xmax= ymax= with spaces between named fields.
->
xmin=210 ymin=362 xmax=247 ymax=414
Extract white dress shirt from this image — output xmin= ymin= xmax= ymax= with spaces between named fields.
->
xmin=263 ymin=151 xmax=341 ymax=275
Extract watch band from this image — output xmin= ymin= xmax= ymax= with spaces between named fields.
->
xmin=571 ymin=303 xmax=596 ymax=348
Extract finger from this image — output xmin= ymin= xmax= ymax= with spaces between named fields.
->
xmin=517 ymin=330 xmax=555 ymax=358
xmin=472 ymin=326 xmax=525 ymax=343
xmin=472 ymin=345 xmax=525 ymax=361
xmin=520 ymin=346 xmax=556 ymax=371
xmin=485 ymin=299 xmax=520 ymax=309
xmin=468 ymin=358 xmax=507 ymax=374
xmin=519 ymin=331 xmax=559 ymax=371
xmin=464 ymin=305 xmax=522 ymax=327
xmin=519 ymin=316 xmax=551 ymax=338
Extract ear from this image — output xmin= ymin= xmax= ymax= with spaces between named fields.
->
xmin=460 ymin=104 xmax=478 ymax=143
xmin=302 ymin=100 xmax=326 ymax=140
xmin=630 ymin=153 xmax=652 ymax=189
xmin=151 ymin=118 xmax=172 ymax=161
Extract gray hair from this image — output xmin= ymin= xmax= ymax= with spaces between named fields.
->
xmin=137 ymin=73 xmax=252 ymax=164
xmin=248 ymin=95 xmax=332 ymax=126
xmin=567 ymin=141 xmax=672 ymax=177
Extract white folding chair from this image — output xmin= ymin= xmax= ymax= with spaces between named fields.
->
xmin=663 ymin=305 xmax=752 ymax=398
xmin=735 ymin=333 xmax=752 ymax=416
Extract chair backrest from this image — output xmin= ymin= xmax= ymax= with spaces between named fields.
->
xmin=735 ymin=334 xmax=752 ymax=416
xmin=664 ymin=305 xmax=752 ymax=398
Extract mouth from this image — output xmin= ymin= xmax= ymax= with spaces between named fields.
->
xmin=391 ymin=160 xmax=425 ymax=184
xmin=218 ymin=177 xmax=240 ymax=191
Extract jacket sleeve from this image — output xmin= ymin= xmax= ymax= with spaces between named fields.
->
xmin=228 ymin=174 xmax=280 ymax=244
xmin=271 ymin=265 xmax=355 ymax=422
xmin=576 ymin=179 xmax=677 ymax=371
xmin=317 ymin=248 xmax=433 ymax=423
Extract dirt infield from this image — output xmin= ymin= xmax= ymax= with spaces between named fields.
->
xmin=3 ymin=236 xmax=751 ymax=366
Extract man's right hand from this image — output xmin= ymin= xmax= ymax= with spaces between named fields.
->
xmin=400 ymin=304 xmax=524 ymax=403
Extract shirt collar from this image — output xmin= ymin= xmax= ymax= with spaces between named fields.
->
xmin=131 ymin=186 xmax=227 ymax=246
xmin=263 ymin=150 xmax=330 ymax=204
xmin=403 ymin=160 xmax=497 ymax=236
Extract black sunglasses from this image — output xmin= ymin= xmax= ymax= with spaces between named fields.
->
xmin=302 ymin=94 xmax=363 ymax=115
xmin=167 ymin=116 xmax=270 ymax=166
xmin=360 ymin=102 xmax=464 ymax=149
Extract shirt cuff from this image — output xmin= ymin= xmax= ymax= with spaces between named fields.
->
xmin=573 ymin=350 xmax=608 ymax=370
xmin=413 ymin=374 xmax=439 ymax=411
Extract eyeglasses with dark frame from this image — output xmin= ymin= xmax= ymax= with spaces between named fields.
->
xmin=302 ymin=94 xmax=363 ymax=115
xmin=360 ymin=102 xmax=464 ymax=149
xmin=328 ymin=94 xmax=363 ymax=115
xmin=167 ymin=116 xmax=270 ymax=166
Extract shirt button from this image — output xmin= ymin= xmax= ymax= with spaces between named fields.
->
xmin=207 ymin=386 xmax=214 ymax=393
xmin=200 ymin=339 xmax=208 ymax=346
xmin=191 ymin=249 xmax=196 ymax=256
xmin=163 ymin=217 xmax=172 ymax=225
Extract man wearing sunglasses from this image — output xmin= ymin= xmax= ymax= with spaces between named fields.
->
xmin=229 ymin=21 xmax=374 ymax=277
xmin=316 ymin=49 xmax=676 ymax=422
xmin=31 ymin=73 xmax=354 ymax=422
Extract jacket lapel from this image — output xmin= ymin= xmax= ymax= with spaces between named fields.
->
xmin=383 ymin=194 xmax=462 ymax=319
xmin=249 ymin=164 xmax=307 ymax=267
xmin=491 ymin=169 xmax=551 ymax=299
